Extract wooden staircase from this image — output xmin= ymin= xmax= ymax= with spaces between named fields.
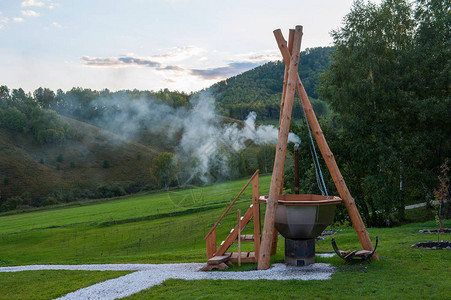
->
xmin=202 ymin=171 xmax=261 ymax=270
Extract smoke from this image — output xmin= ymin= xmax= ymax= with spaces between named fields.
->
xmin=90 ymin=92 xmax=300 ymax=184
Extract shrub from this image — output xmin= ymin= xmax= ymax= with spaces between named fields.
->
xmin=102 ymin=160 xmax=110 ymax=169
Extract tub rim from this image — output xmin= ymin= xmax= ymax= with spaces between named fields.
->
xmin=259 ymin=194 xmax=342 ymax=205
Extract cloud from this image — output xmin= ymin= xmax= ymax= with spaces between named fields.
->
xmin=48 ymin=2 xmax=60 ymax=9
xmin=157 ymin=65 xmax=186 ymax=72
xmin=190 ymin=62 xmax=261 ymax=80
xmin=154 ymin=46 xmax=205 ymax=62
xmin=81 ymin=56 xmax=161 ymax=68
xmin=21 ymin=0 xmax=44 ymax=7
xmin=13 ymin=17 xmax=25 ymax=23
xmin=52 ymin=22 xmax=63 ymax=28
xmin=80 ymin=47 xmax=278 ymax=82
xmin=21 ymin=10 xmax=40 ymax=17
xmin=0 ymin=16 xmax=9 ymax=29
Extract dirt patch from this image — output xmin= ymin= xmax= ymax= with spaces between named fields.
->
xmin=419 ymin=229 xmax=451 ymax=234
xmin=411 ymin=241 xmax=451 ymax=249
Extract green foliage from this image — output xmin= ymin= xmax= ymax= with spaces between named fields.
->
xmin=0 ymin=87 xmax=74 ymax=144
xmin=205 ymin=47 xmax=333 ymax=120
xmin=95 ymin=183 xmax=126 ymax=199
xmin=256 ymin=144 xmax=276 ymax=173
xmin=102 ymin=160 xmax=110 ymax=169
xmin=0 ymin=107 xmax=27 ymax=132
xmin=43 ymin=87 xmax=191 ymax=124
xmin=150 ymin=152 xmax=179 ymax=188
xmin=319 ymin=0 xmax=451 ymax=226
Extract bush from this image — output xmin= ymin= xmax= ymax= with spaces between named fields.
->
xmin=102 ymin=160 xmax=110 ymax=169
xmin=41 ymin=196 xmax=59 ymax=206
xmin=95 ymin=184 xmax=126 ymax=199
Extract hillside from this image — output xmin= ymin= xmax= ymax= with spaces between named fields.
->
xmin=0 ymin=48 xmax=332 ymax=210
xmin=205 ymin=47 xmax=334 ymax=120
xmin=0 ymin=116 xmax=158 ymax=208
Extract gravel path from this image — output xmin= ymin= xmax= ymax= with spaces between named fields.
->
xmin=0 ymin=263 xmax=335 ymax=300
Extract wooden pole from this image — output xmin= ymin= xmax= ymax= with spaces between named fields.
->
xmin=258 ymin=26 xmax=303 ymax=270
xmin=273 ymin=29 xmax=378 ymax=260
xmin=252 ymin=173 xmax=261 ymax=259
xmin=270 ymin=29 xmax=296 ymax=256
xmin=237 ymin=209 xmax=241 ymax=267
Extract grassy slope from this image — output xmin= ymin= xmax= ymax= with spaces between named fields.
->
xmin=0 ymin=175 xmax=272 ymax=265
xmin=0 ymin=116 xmax=158 ymax=198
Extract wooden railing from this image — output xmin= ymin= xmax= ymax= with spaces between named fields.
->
xmin=205 ymin=170 xmax=260 ymax=259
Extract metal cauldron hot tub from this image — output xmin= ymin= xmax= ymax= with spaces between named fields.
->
xmin=260 ymin=194 xmax=342 ymax=266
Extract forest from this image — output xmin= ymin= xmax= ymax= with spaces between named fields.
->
xmin=0 ymin=0 xmax=449 ymax=227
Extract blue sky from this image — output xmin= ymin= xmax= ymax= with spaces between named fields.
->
xmin=0 ymin=0 xmax=381 ymax=93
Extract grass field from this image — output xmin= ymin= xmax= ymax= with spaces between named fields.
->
xmin=0 ymin=175 xmax=272 ymax=265
xmin=1 ymin=174 xmax=450 ymax=299
xmin=0 ymin=270 xmax=131 ymax=299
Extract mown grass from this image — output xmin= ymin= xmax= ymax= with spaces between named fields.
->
xmin=0 ymin=175 xmax=271 ymax=265
xmin=125 ymin=220 xmax=451 ymax=300
xmin=0 ymin=270 xmax=130 ymax=299
xmin=1 ymin=174 xmax=450 ymax=299
xmin=0 ymin=175 xmax=272 ymax=235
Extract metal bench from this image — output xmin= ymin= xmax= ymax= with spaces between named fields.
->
xmin=331 ymin=236 xmax=378 ymax=263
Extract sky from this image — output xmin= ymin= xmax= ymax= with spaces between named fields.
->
xmin=0 ymin=0 xmax=381 ymax=93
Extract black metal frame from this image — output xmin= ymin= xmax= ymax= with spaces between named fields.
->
xmin=331 ymin=236 xmax=378 ymax=263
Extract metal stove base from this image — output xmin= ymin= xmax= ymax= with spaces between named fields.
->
xmin=284 ymin=238 xmax=315 ymax=266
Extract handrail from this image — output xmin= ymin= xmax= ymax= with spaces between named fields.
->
xmin=205 ymin=170 xmax=259 ymax=239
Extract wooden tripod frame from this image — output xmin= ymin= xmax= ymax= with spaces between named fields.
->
xmin=257 ymin=26 xmax=378 ymax=270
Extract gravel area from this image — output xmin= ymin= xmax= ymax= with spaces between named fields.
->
xmin=0 ymin=263 xmax=335 ymax=300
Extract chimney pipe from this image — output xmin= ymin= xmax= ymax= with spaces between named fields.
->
xmin=294 ymin=143 xmax=299 ymax=194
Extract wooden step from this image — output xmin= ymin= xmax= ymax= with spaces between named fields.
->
xmin=225 ymin=252 xmax=257 ymax=263
xmin=207 ymin=254 xmax=231 ymax=265
xmin=234 ymin=234 xmax=254 ymax=242
xmin=215 ymin=207 xmax=255 ymax=256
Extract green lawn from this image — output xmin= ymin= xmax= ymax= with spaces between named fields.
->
xmin=0 ymin=270 xmax=130 ymax=299
xmin=0 ymin=175 xmax=271 ymax=265
xmin=1 ymin=174 xmax=450 ymax=299
xmin=125 ymin=220 xmax=451 ymax=300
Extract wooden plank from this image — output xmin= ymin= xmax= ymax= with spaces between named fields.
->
xmin=252 ymin=173 xmax=261 ymax=260
xmin=258 ymin=25 xmax=303 ymax=270
xmin=207 ymin=255 xmax=230 ymax=265
xmin=238 ymin=209 xmax=241 ymax=267
xmin=273 ymin=29 xmax=378 ymax=260
xmin=206 ymin=229 xmax=216 ymax=259
xmin=229 ymin=252 xmax=257 ymax=263
xmin=234 ymin=235 xmax=254 ymax=242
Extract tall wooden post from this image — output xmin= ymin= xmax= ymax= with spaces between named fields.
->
xmin=237 ymin=209 xmax=241 ymax=267
xmin=271 ymin=29 xmax=296 ymax=256
xmin=252 ymin=173 xmax=261 ymax=259
xmin=258 ymin=26 xmax=303 ymax=270
xmin=273 ymin=29 xmax=378 ymax=259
